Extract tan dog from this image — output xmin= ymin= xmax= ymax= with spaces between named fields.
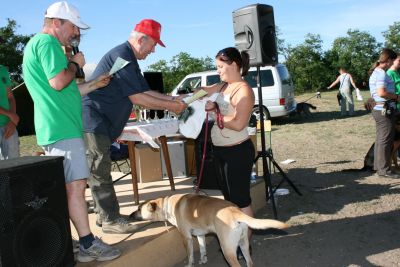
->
xmin=131 ymin=193 xmax=288 ymax=267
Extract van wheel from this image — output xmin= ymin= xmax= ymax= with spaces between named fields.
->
xmin=252 ymin=106 xmax=270 ymax=121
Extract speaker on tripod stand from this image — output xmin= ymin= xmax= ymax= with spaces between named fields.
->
xmin=233 ymin=4 xmax=278 ymax=67
xmin=233 ymin=4 xmax=301 ymax=218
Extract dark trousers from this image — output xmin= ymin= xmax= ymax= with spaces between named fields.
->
xmin=85 ymin=133 xmax=120 ymax=222
xmin=213 ymin=139 xmax=255 ymax=208
xmin=372 ymin=110 xmax=395 ymax=175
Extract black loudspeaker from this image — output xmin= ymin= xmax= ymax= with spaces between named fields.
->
xmin=232 ymin=4 xmax=278 ymax=66
xmin=194 ymin=121 xmax=221 ymax=190
xmin=144 ymin=72 xmax=165 ymax=119
xmin=0 ymin=156 xmax=74 ymax=267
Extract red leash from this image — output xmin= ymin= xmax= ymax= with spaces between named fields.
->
xmin=195 ymin=105 xmax=224 ymax=193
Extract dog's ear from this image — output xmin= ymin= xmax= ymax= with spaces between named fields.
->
xmin=147 ymin=201 xmax=158 ymax=212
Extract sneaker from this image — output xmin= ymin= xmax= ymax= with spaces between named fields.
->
xmin=102 ymin=217 xmax=139 ymax=234
xmin=377 ymin=172 xmax=399 ymax=178
xmin=77 ymin=237 xmax=121 ymax=262
xmin=72 ymin=239 xmax=80 ymax=253
xmin=96 ymin=215 xmax=136 ymax=228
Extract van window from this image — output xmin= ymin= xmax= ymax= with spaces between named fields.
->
xmin=277 ymin=65 xmax=291 ymax=85
xmin=244 ymin=70 xmax=274 ymax=87
xmin=206 ymin=74 xmax=221 ymax=86
xmin=177 ymin=76 xmax=201 ymax=94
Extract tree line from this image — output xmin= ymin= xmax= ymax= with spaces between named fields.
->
xmin=2 ymin=19 xmax=400 ymax=93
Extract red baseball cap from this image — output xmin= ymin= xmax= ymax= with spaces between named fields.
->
xmin=134 ymin=19 xmax=165 ymax=47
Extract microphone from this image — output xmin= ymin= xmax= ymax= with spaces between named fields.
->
xmin=70 ymin=39 xmax=85 ymax=79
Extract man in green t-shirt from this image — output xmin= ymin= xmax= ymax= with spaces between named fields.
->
xmin=0 ymin=65 xmax=19 ymax=159
xmin=22 ymin=1 xmax=119 ymax=263
xmin=386 ymin=54 xmax=400 ymax=110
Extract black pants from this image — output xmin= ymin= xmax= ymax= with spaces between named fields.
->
xmin=213 ymin=139 xmax=255 ymax=208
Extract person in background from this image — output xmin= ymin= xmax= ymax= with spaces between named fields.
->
xmin=200 ymin=47 xmax=255 ymax=258
xmin=82 ymin=19 xmax=187 ymax=234
xmin=369 ymin=48 xmax=399 ymax=178
xmin=386 ymin=53 xmax=400 ymax=110
xmin=22 ymin=1 xmax=120 ymax=262
xmin=386 ymin=53 xmax=400 ymax=159
xmin=0 ymin=65 xmax=19 ymax=160
xmin=327 ymin=67 xmax=358 ymax=116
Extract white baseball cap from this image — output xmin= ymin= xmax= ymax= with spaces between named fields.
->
xmin=45 ymin=1 xmax=89 ymax=29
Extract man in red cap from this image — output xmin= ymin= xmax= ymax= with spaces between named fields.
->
xmin=82 ymin=19 xmax=187 ymax=234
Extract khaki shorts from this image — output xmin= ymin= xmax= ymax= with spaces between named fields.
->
xmin=42 ymin=138 xmax=90 ymax=184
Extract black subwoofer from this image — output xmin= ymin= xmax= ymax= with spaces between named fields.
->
xmin=0 ymin=156 xmax=74 ymax=267
xmin=233 ymin=4 xmax=278 ymax=66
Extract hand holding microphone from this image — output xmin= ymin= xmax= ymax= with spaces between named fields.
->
xmin=70 ymin=38 xmax=85 ymax=79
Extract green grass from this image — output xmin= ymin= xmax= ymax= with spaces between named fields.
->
xmin=20 ymin=134 xmax=42 ymax=156
xmin=19 ymin=89 xmax=373 ymax=159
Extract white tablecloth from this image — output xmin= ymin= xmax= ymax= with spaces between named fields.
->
xmin=118 ymin=119 xmax=179 ymax=148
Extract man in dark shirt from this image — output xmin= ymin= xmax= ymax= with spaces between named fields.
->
xmin=82 ymin=19 xmax=186 ymax=234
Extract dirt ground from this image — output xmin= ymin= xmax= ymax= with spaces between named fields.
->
xmin=173 ymin=91 xmax=400 ymax=267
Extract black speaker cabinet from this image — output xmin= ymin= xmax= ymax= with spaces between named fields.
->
xmin=232 ymin=4 xmax=278 ymax=66
xmin=0 ymin=156 xmax=74 ymax=267
xmin=195 ymin=121 xmax=221 ymax=190
xmin=144 ymin=72 xmax=165 ymax=119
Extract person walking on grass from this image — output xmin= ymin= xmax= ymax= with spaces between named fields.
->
xmin=327 ymin=67 xmax=359 ymax=116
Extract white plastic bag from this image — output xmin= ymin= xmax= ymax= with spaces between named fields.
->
xmin=178 ymin=99 xmax=207 ymax=139
xmin=355 ymin=88 xmax=363 ymax=101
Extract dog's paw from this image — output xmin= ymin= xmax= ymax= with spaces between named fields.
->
xmin=199 ymin=255 xmax=208 ymax=265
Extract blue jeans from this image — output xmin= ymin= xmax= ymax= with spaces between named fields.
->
xmin=0 ymin=126 xmax=19 ymax=159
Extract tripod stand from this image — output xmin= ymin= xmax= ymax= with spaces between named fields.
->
xmin=254 ymin=66 xmax=302 ymax=218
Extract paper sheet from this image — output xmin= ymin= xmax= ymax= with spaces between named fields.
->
xmin=280 ymin=159 xmax=296 ymax=164
xmin=109 ymin=57 xmax=130 ymax=76
xmin=183 ymin=89 xmax=208 ymax=104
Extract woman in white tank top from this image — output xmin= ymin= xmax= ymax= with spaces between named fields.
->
xmin=200 ymin=47 xmax=256 ymax=255
xmin=327 ymin=67 xmax=358 ymax=116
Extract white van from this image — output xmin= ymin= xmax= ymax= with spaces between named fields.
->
xmin=171 ymin=64 xmax=296 ymax=119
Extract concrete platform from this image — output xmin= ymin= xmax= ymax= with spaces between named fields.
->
xmin=73 ymin=172 xmax=268 ymax=267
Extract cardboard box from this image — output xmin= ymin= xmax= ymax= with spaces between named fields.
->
xmin=161 ymin=140 xmax=188 ymax=178
xmin=250 ymin=134 xmax=257 ymax=154
xmin=134 ymin=143 xmax=162 ymax=183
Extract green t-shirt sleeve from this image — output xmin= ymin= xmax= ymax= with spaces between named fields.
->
xmin=387 ymin=69 xmax=400 ymax=94
xmin=37 ymin=37 xmax=67 ymax=80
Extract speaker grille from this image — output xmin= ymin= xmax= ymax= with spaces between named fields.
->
xmin=14 ymin=210 xmax=69 ymax=267
xmin=0 ymin=156 xmax=74 ymax=267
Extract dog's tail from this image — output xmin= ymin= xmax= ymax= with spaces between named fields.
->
xmin=236 ymin=213 xmax=289 ymax=230
xmin=309 ymin=104 xmax=317 ymax=110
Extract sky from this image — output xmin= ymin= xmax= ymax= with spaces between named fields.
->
xmin=2 ymin=0 xmax=399 ymax=71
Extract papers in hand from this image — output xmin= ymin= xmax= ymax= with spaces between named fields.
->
xmin=109 ymin=57 xmax=130 ymax=76
xmin=182 ymin=89 xmax=208 ymax=105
